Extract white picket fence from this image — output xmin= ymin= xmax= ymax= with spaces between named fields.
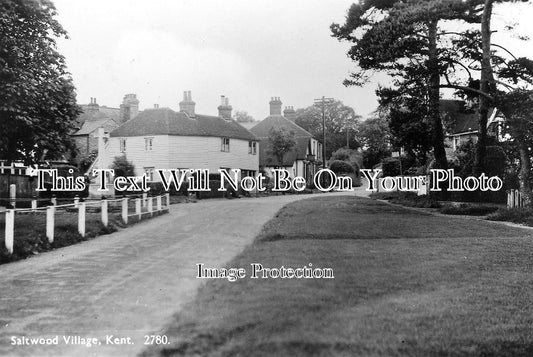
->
xmin=3 ymin=193 xmax=170 ymax=254
xmin=507 ymin=189 xmax=527 ymax=208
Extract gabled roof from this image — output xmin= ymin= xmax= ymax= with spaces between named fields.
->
xmin=250 ymin=115 xmax=316 ymax=167
xmin=440 ymin=99 xmax=480 ymax=135
xmin=77 ymin=105 xmax=121 ymax=126
xmin=109 ymin=108 xmax=258 ymax=141
xmin=250 ymin=115 xmax=313 ymax=138
xmin=73 ymin=118 xmax=117 ymax=136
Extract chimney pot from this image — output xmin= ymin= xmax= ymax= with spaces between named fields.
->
xmin=179 ymin=90 xmax=196 ymax=116
xmin=269 ymin=96 xmax=282 ymax=116
xmin=218 ymin=95 xmax=232 ymax=120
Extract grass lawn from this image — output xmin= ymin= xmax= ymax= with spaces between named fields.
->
xmin=142 ymin=196 xmax=533 ymax=357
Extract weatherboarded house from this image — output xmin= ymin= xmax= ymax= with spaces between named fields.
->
xmin=250 ymin=97 xmax=322 ymax=183
xmin=106 ymin=92 xmax=259 ymax=180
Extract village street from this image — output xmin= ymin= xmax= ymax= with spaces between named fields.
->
xmin=0 ymin=193 xmax=336 ymax=357
xmin=1 ymin=190 xmax=532 ymax=357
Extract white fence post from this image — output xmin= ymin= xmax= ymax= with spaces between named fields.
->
xmin=156 ymin=196 xmax=162 ymax=211
xmin=51 ymin=195 xmax=57 ymax=206
xmin=78 ymin=202 xmax=86 ymax=237
xmin=31 ymin=199 xmax=37 ymax=211
xmin=142 ymin=192 xmax=147 ymax=208
xmin=46 ymin=206 xmax=55 ymax=243
xmin=121 ymin=197 xmax=128 ymax=224
xmin=101 ymin=199 xmax=108 ymax=227
xmin=9 ymin=184 xmax=16 ymax=209
xmin=135 ymin=198 xmax=141 ymax=220
xmin=5 ymin=209 xmax=14 ymax=254
xmin=148 ymin=197 xmax=153 ymax=216
xmin=166 ymin=193 xmax=170 ymax=209
xmin=74 ymin=195 xmax=80 ymax=208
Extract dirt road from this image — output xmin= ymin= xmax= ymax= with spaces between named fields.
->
xmin=0 ymin=193 xmax=338 ymax=357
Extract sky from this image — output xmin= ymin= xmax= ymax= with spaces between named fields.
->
xmin=53 ymin=1 xmax=533 ymax=121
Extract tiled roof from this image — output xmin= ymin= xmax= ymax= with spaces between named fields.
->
xmin=440 ymin=99 xmax=479 ymax=135
xmin=250 ymin=115 xmax=313 ymax=138
xmin=77 ymin=105 xmax=121 ymax=126
xmin=109 ymin=108 xmax=258 ymax=141
xmin=73 ymin=118 xmax=117 ymax=136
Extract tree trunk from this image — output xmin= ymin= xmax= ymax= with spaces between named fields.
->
xmin=428 ymin=20 xmax=448 ymax=171
xmin=517 ymin=138 xmax=533 ymax=206
xmin=474 ymin=0 xmax=494 ymax=176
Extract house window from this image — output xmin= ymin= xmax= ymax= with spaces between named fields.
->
xmin=221 ymin=137 xmax=230 ymax=152
xmin=248 ymin=141 xmax=257 ymax=155
xmin=144 ymin=167 xmax=155 ymax=181
xmin=145 ymin=137 xmax=153 ymax=151
xmin=120 ymin=138 xmax=126 ymax=153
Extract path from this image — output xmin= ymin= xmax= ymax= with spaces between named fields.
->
xmin=0 ymin=193 xmax=341 ymax=357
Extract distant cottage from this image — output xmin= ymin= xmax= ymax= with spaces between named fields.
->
xmin=441 ymin=99 xmax=503 ymax=157
xmin=249 ymin=97 xmax=322 ymax=183
xmin=105 ymin=91 xmax=259 ymax=180
xmin=72 ymin=94 xmax=139 ymax=155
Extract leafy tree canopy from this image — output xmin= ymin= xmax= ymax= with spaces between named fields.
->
xmin=233 ymin=110 xmax=255 ymax=123
xmin=294 ymin=100 xmax=361 ymax=159
xmin=267 ymin=127 xmax=296 ymax=167
xmin=0 ymin=0 xmax=80 ymax=163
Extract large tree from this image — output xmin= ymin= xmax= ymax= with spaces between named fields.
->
xmin=267 ymin=127 xmax=296 ymax=168
xmin=233 ymin=110 xmax=255 ymax=123
xmin=0 ymin=0 xmax=80 ymax=163
xmin=331 ymin=0 xmax=481 ymax=170
xmin=294 ymin=100 xmax=361 ymax=159
xmin=354 ymin=113 xmax=391 ymax=168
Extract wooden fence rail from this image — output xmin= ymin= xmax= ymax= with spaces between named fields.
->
xmin=3 ymin=193 xmax=170 ymax=254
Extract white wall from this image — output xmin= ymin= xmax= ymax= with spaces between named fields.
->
xmin=106 ymin=135 xmax=259 ymax=180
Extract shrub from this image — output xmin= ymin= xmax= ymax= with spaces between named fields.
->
xmin=329 ymin=160 xmax=354 ymax=174
xmin=439 ymin=204 xmax=499 ymax=216
xmin=111 ymin=155 xmax=135 ymax=177
xmin=486 ymin=207 xmax=533 ymax=225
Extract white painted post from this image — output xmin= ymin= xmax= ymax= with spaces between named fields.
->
xmin=121 ymin=198 xmax=128 ymax=224
xmin=166 ymin=193 xmax=170 ymax=209
xmin=148 ymin=196 xmax=153 ymax=216
xmin=142 ymin=192 xmax=148 ymax=207
xmin=78 ymin=202 xmax=86 ymax=237
xmin=9 ymin=184 xmax=16 ymax=208
xmin=5 ymin=209 xmax=14 ymax=254
xmin=101 ymin=199 xmax=108 ymax=227
xmin=51 ymin=195 xmax=57 ymax=206
xmin=135 ymin=198 xmax=141 ymax=220
xmin=46 ymin=206 xmax=55 ymax=243
xmin=156 ymin=196 xmax=162 ymax=211
xmin=31 ymin=199 xmax=37 ymax=211
xmin=74 ymin=195 xmax=80 ymax=208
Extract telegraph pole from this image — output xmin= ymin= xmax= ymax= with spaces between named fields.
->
xmin=313 ymin=96 xmax=334 ymax=169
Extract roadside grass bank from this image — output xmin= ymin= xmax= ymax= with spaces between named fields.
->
xmin=370 ymin=191 xmax=512 ymax=217
xmin=142 ymin=195 xmax=533 ymax=357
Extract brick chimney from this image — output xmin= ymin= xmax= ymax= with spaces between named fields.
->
xmin=218 ymin=95 xmax=233 ymax=120
xmin=269 ymin=97 xmax=282 ymax=116
xmin=283 ymin=106 xmax=296 ymax=120
xmin=120 ymin=93 xmax=139 ymax=123
xmin=87 ymin=97 xmax=99 ymax=114
xmin=179 ymin=91 xmax=195 ymax=117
